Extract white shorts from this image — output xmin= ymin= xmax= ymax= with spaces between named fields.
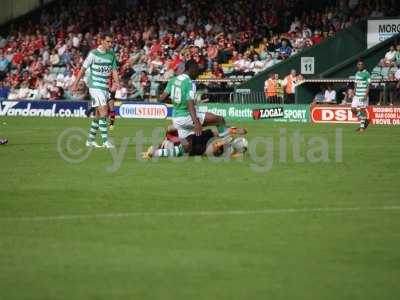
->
xmin=172 ymin=112 xmax=206 ymax=138
xmin=351 ymin=96 xmax=368 ymax=108
xmin=89 ymin=88 xmax=109 ymax=107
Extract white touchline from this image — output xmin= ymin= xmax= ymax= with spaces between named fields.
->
xmin=1 ymin=206 xmax=400 ymax=223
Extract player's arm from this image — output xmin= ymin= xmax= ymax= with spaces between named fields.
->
xmin=111 ymin=69 xmax=120 ymax=91
xmin=188 ymin=100 xmax=202 ymax=136
xmin=159 ymin=91 xmax=171 ymax=103
xmin=111 ymin=54 xmax=120 ymax=91
xmin=159 ymin=79 xmax=172 ymax=103
xmin=71 ymin=67 xmax=87 ymax=92
xmin=72 ymin=52 xmax=93 ymax=92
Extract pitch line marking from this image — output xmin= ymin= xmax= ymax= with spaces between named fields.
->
xmin=0 ymin=206 xmax=400 ymax=223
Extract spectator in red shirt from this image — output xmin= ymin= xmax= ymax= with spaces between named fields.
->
xmin=311 ymin=30 xmax=324 ymax=45
xmin=169 ymin=51 xmax=182 ymax=72
xmin=149 ymin=39 xmax=161 ymax=59
xmin=12 ymin=51 xmax=23 ymax=66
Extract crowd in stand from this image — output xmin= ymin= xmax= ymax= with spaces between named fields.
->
xmin=0 ymin=0 xmax=398 ymax=101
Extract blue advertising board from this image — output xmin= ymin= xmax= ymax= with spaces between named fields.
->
xmin=0 ymin=100 xmax=88 ymax=117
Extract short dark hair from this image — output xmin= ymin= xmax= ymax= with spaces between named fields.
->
xmin=99 ymin=31 xmax=113 ymax=40
xmin=185 ymin=60 xmax=198 ymax=72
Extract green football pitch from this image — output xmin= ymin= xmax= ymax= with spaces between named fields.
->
xmin=0 ymin=117 xmax=399 ymax=300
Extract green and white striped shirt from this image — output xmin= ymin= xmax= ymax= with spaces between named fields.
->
xmin=83 ymin=48 xmax=118 ymax=91
xmin=354 ymin=70 xmax=371 ymax=98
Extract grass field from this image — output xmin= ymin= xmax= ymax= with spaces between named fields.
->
xmin=0 ymin=117 xmax=399 ymax=300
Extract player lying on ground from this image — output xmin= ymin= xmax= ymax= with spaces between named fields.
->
xmin=159 ymin=60 xmax=246 ymax=139
xmin=142 ymin=126 xmax=248 ymax=159
xmin=0 ymin=138 xmax=7 ymax=145
xmin=352 ymin=60 xmax=371 ymax=132
xmin=72 ymin=32 xmax=120 ymax=148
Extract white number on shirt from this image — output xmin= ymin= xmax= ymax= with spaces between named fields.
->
xmin=171 ymin=86 xmax=182 ymax=104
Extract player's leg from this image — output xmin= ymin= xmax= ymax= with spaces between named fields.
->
xmin=202 ymin=112 xmax=227 ymax=136
xmin=359 ymin=106 xmax=369 ymax=131
xmin=85 ymin=101 xmax=95 ymax=117
xmin=351 ymin=96 xmax=369 ymax=132
xmin=0 ymin=138 xmax=8 ymax=145
xmin=86 ymin=90 xmax=102 ymax=148
xmin=90 ymin=89 xmax=113 ymax=148
xmin=142 ymin=141 xmax=184 ymax=159
xmin=97 ymin=104 xmax=113 ymax=147
xmin=142 ymin=126 xmax=185 ymax=159
xmin=152 ymin=144 xmax=184 ymax=157
xmin=152 ymin=126 xmax=186 ymax=157
xmin=108 ymin=97 xmax=116 ymax=130
xmin=203 ymin=112 xmax=247 ymax=136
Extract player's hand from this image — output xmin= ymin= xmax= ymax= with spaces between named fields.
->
xmin=194 ymin=120 xmax=202 ymax=136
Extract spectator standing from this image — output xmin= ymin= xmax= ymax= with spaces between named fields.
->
xmin=382 ymin=45 xmax=397 ymax=67
xmin=264 ymin=73 xmax=278 ymax=103
xmin=283 ymin=69 xmax=297 ymax=104
xmin=276 ymin=74 xmax=284 ymax=103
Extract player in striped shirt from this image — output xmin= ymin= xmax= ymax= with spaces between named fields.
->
xmin=72 ymin=32 xmax=120 ymax=148
xmin=351 ymin=60 xmax=371 ymax=132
